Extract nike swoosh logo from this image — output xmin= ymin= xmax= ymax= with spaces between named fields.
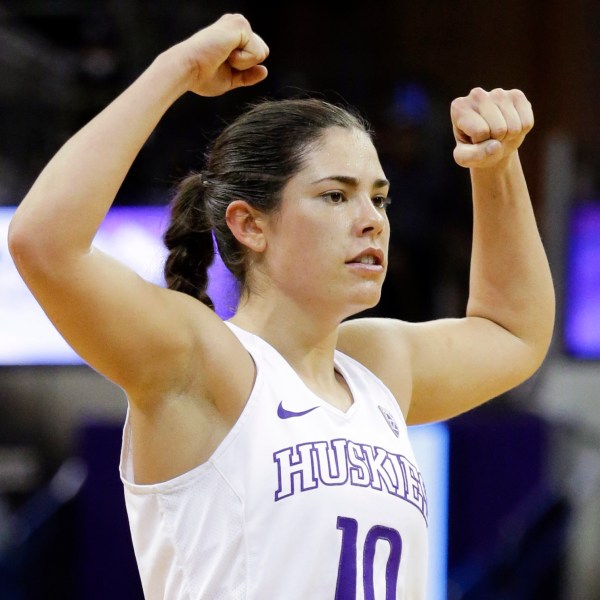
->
xmin=277 ymin=402 xmax=320 ymax=419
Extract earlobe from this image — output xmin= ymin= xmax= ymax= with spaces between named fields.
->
xmin=225 ymin=200 xmax=267 ymax=253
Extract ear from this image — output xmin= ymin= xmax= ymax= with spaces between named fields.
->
xmin=225 ymin=200 xmax=268 ymax=253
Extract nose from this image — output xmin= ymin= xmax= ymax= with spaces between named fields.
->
xmin=353 ymin=195 xmax=386 ymax=238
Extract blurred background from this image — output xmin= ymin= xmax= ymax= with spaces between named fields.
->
xmin=1 ymin=0 xmax=600 ymax=598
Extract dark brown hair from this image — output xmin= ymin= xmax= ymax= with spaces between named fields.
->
xmin=163 ymin=97 xmax=371 ymax=308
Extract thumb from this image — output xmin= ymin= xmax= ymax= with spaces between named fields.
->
xmin=453 ymin=139 xmax=502 ymax=168
xmin=230 ymin=64 xmax=269 ymax=89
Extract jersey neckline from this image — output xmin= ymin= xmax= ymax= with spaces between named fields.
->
xmin=225 ymin=321 xmax=360 ymax=419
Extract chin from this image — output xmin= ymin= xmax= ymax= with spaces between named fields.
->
xmin=343 ymin=289 xmax=382 ymax=319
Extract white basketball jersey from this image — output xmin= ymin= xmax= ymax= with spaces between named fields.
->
xmin=120 ymin=322 xmax=429 ymax=599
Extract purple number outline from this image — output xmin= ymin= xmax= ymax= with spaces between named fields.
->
xmin=335 ymin=516 xmax=402 ymax=600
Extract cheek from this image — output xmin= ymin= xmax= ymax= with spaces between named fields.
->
xmin=267 ymin=201 xmax=350 ymax=276
xmin=384 ymin=227 xmax=391 ymax=248
xmin=284 ymin=214 xmax=335 ymax=252
xmin=381 ymin=217 xmax=391 ymax=246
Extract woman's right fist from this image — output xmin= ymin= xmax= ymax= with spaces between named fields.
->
xmin=173 ymin=14 xmax=269 ymax=97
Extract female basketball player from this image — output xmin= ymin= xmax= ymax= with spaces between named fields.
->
xmin=8 ymin=13 xmax=554 ymax=599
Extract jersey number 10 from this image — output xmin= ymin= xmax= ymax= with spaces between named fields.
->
xmin=335 ymin=516 xmax=403 ymax=600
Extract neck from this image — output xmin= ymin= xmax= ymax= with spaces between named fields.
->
xmin=230 ymin=289 xmax=357 ymax=412
xmin=230 ymin=292 xmax=342 ymax=381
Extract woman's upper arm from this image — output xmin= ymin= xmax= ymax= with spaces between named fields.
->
xmin=339 ymin=316 xmax=545 ymax=425
xmin=400 ymin=316 xmax=542 ymax=424
xmin=9 ymin=239 xmax=244 ymax=398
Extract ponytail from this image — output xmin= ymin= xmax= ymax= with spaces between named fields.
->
xmin=163 ymin=172 xmax=215 ymax=309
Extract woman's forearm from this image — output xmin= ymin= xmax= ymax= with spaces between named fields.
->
xmin=467 ymin=152 xmax=555 ymax=361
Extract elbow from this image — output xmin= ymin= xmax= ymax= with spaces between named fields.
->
xmin=530 ymin=299 xmax=556 ymax=370
xmin=533 ymin=327 xmax=554 ymax=370
xmin=7 ymin=216 xmax=31 ymax=269
xmin=520 ymin=320 xmax=555 ymax=380
xmin=8 ymin=212 xmax=61 ymax=276
xmin=7 ymin=221 xmax=41 ymax=283
xmin=528 ymin=342 xmax=550 ymax=376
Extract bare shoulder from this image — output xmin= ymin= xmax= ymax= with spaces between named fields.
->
xmin=338 ymin=317 xmax=414 ymax=417
xmin=340 ymin=315 xmax=547 ymax=426
xmin=130 ymin=284 xmax=256 ymax=416
xmin=124 ymin=290 xmax=256 ymax=484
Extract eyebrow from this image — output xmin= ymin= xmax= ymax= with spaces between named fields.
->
xmin=311 ymin=175 xmax=390 ymax=189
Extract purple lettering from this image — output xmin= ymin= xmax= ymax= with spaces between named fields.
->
xmin=314 ymin=439 xmax=349 ymax=486
xmin=347 ymin=442 xmax=370 ymax=487
xmin=273 ymin=442 xmax=317 ymax=501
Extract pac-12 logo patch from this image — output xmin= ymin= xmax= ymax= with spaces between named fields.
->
xmin=378 ymin=405 xmax=399 ymax=437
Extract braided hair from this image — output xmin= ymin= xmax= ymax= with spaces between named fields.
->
xmin=163 ymin=172 xmax=215 ymax=308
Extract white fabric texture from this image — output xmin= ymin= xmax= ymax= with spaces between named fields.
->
xmin=120 ymin=322 xmax=429 ymax=599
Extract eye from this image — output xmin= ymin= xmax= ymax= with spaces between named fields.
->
xmin=322 ymin=191 xmax=347 ymax=204
xmin=373 ymin=195 xmax=391 ymax=210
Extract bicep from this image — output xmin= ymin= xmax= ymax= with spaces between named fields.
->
xmin=14 ymin=245 xmax=210 ymax=393
xmin=404 ymin=316 xmax=541 ymax=424
xmin=339 ymin=316 xmax=542 ymax=425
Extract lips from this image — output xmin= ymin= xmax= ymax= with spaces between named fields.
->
xmin=346 ymin=248 xmax=385 ymax=266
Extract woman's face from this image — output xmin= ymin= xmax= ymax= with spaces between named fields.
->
xmin=261 ymin=126 xmax=390 ymax=319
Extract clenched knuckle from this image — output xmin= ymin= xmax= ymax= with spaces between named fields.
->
xmin=491 ymin=124 xmax=508 ymax=138
xmin=451 ymin=97 xmax=466 ymax=110
xmin=507 ymin=123 xmax=522 ymax=136
xmin=470 ymin=87 xmax=488 ymax=100
xmin=228 ymin=13 xmax=249 ymax=27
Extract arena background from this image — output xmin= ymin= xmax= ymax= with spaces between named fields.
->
xmin=1 ymin=1 xmax=600 ymax=598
